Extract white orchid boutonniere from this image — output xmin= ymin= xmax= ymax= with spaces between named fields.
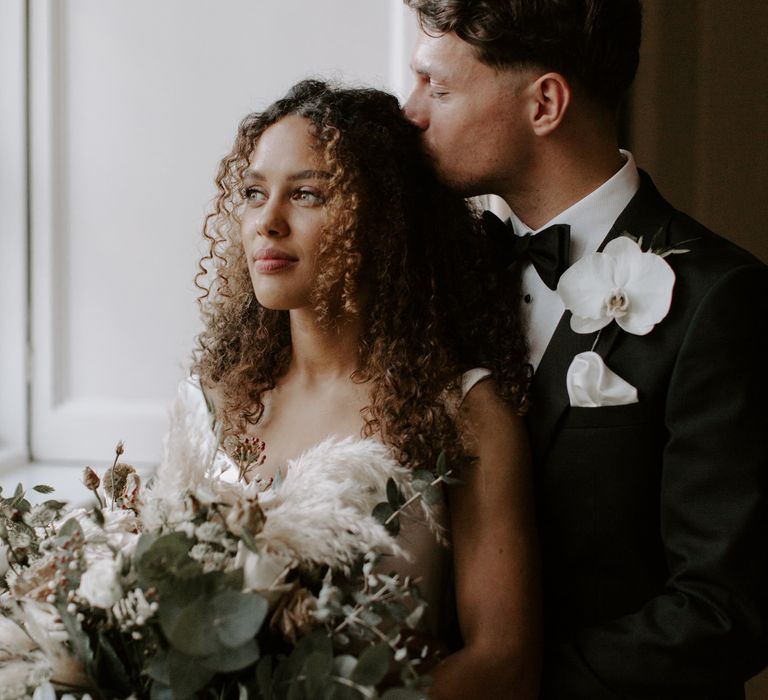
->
xmin=556 ymin=233 xmax=692 ymax=407
xmin=557 ymin=235 xmax=680 ymax=336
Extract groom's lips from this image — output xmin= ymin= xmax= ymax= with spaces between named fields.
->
xmin=253 ymin=247 xmax=298 ymax=273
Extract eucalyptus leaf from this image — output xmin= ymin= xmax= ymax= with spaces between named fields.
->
xmin=58 ymin=517 xmax=84 ymax=540
xmin=55 ymin=600 xmax=93 ymax=670
xmin=297 ymin=629 xmax=333 ymax=656
xmin=202 ymin=638 xmax=260 ymax=672
xmin=287 ymin=675 xmax=304 ymax=700
xmin=147 ymin=648 xmax=170 ymax=684
xmin=256 ymin=655 xmax=274 ymax=700
xmin=199 ymin=568 xmax=242 ymax=596
xmin=372 ymin=502 xmax=394 ymax=524
xmin=42 ymin=499 xmax=67 ymax=510
xmin=422 ymin=484 xmax=443 ymax=506
xmin=134 ymin=532 xmax=159 ymax=568
xmin=137 ymin=531 xmax=194 ymax=589
xmin=221 ymin=566 xmax=245 ymax=591
xmin=150 ymin=681 xmax=174 ymax=700
xmin=404 ymin=604 xmax=425 ymax=629
xmin=381 ymin=689 xmax=428 ymax=700
xmin=410 ymin=470 xmax=433 ymax=493
xmin=303 ymin=650 xmax=333 ymax=698
xmin=272 ymin=652 xmax=295 ymax=696
xmin=332 ymin=654 xmax=357 ymax=679
xmin=93 ymin=630 xmax=132 ymax=697
xmin=163 ymin=595 xmax=220 ymax=656
xmin=167 ymin=647 xmax=216 ymax=699
xmin=330 ymin=682 xmax=365 ymax=700
xmin=384 ymin=601 xmax=409 ymax=621
xmin=350 ymin=643 xmax=391 ymax=686
xmin=386 ymin=479 xmax=404 ymax=509
xmin=435 ymin=451 xmax=447 ymax=476
xmin=385 ymin=516 xmax=400 ymax=536
xmin=359 ymin=609 xmax=382 ymax=626
xmin=334 ymin=632 xmax=351 ymax=647
xmin=213 ymin=589 xmax=269 ymax=648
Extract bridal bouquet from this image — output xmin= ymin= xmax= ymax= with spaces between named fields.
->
xmin=0 ymin=379 xmax=450 ymax=700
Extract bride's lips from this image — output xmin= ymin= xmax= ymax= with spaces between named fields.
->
xmin=253 ymin=247 xmax=299 ymax=273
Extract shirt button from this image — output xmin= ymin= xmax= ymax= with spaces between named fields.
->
xmin=524 ymin=294 xmax=532 ymax=304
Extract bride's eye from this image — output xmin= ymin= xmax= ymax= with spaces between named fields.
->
xmin=293 ymin=188 xmax=325 ymax=205
xmin=242 ymin=186 xmax=267 ymax=204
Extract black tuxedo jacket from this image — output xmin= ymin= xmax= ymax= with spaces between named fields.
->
xmin=529 ymin=173 xmax=768 ymax=699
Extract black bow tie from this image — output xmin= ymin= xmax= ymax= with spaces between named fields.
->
xmin=482 ymin=210 xmax=571 ymax=290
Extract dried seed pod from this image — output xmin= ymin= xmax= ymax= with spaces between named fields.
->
xmin=82 ymin=466 xmax=101 ymax=492
xmin=102 ymin=463 xmax=136 ymax=499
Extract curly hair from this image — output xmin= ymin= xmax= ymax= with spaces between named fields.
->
xmin=192 ymin=79 xmax=529 ymax=473
xmin=405 ymin=0 xmax=642 ymax=110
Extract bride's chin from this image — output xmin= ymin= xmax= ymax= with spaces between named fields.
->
xmin=252 ymin=289 xmax=302 ymax=312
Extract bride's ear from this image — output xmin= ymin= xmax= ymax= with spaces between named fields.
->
xmin=527 ymin=72 xmax=571 ymax=136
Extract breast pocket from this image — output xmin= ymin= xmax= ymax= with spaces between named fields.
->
xmin=563 ymin=401 xmax=651 ymax=429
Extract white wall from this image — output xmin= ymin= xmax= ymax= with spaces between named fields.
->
xmin=0 ymin=0 xmax=28 ymax=470
xmin=0 ymin=0 xmax=418 ymax=468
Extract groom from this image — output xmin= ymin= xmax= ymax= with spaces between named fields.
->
xmin=403 ymin=1 xmax=768 ymax=698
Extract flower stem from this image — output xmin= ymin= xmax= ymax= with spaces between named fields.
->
xmin=384 ymin=473 xmax=449 ymax=526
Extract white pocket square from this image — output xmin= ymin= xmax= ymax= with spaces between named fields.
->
xmin=566 ymin=351 xmax=639 ymax=408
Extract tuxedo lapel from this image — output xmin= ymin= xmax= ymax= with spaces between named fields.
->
xmin=527 ymin=171 xmax=676 ymax=463
xmin=527 ymin=310 xmax=591 ymax=462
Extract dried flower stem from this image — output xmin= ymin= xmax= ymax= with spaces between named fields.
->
xmin=384 ymin=472 xmax=451 ymax=527
xmin=108 ymin=441 xmax=125 ymax=511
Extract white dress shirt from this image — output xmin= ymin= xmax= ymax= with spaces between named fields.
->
xmin=508 ymin=150 xmax=641 ymax=371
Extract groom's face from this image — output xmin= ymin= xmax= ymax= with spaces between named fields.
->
xmin=404 ymin=29 xmax=534 ymax=198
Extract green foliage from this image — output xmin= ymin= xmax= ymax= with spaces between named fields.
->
xmin=93 ymin=630 xmax=133 ymax=697
xmin=351 ymin=643 xmax=391 ymax=686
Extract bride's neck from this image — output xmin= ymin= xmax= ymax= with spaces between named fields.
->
xmin=286 ymin=309 xmax=362 ymax=383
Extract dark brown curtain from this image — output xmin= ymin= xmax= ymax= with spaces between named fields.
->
xmin=624 ymin=1 xmax=768 ymax=264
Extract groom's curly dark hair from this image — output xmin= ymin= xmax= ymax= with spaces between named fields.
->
xmin=192 ymin=79 xmax=529 ymax=473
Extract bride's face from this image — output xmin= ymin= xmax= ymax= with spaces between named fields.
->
xmin=240 ymin=114 xmax=330 ymax=311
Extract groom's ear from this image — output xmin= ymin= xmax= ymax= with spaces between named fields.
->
xmin=528 ymin=72 xmax=571 ymax=136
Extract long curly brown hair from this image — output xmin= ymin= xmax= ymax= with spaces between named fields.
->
xmin=192 ymin=79 xmax=529 ymax=472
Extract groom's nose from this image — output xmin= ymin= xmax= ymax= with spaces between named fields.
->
xmin=403 ymin=90 xmax=429 ymax=130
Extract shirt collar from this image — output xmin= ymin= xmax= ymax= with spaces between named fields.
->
xmin=508 ymin=150 xmax=641 ymax=263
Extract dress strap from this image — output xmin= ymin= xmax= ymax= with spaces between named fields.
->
xmin=460 ymin=368 xmax=492 ymax=401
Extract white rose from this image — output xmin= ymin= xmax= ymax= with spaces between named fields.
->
xmin=0 ymin=543 xmax=10 ymax=579
xmin=235 ymin=543 xmax=291 ymax=600
xmin=77 ymin=558 xmax=123 ymax=609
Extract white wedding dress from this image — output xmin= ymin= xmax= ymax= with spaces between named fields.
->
xmin=187 ymin=367 xmax=491 ymax=639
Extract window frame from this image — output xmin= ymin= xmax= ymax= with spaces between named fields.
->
xmin=0 ymin=0 xmax=29 ymax=472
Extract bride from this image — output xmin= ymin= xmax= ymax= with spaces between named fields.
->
xmin=191 ymin=79 xmax=540 ymax=698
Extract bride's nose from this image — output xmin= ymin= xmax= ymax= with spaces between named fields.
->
xmin=255 ymin=198 xmax=289 ymax=238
